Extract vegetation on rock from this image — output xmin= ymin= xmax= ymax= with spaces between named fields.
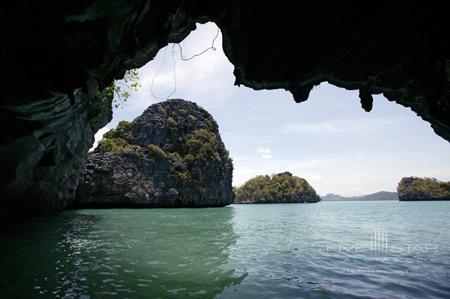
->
xmin=184 ymin=129 xmax=223 ymax=164
xmin=234 ymin=172 xmax=320 ymax=203
xmin=147 ymin=144 xmax=168 ymax=159
xmin=76 ymin=99 xmax=233 ymax=208
xmin=97 ymin=121 xmax=135 ymax=153
xmin=97 ymin=138 xmax=137 ymax=153
xmin=397 ymin=177 xmax=450 ymax=201
xmin=105 ymin=69 xmax=141 ymax=108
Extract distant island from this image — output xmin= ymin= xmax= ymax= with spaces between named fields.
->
xmin=321 ymin=191 xmax=398 ymax=201
xmin=75 ymin=99 xmax=233 ymax=208
xmin=397 ymin=177 xmax=450 ymax=201
xmin=234 ymin=172 xmax=321 ymax=204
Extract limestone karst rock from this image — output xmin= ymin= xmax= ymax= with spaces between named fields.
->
xmin=75 ymin=99 xmax=233 ymax=207
xmin=397 ymin=177 xmax=450 ymax=201
xmin=234 ymin=172 xmax=321 ymax=204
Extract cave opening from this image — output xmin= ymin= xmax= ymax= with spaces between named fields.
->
xmin=93 ymin=22 xmax=450 ymax=198
xmin=2 ymin=3 xmax=450 ymax=298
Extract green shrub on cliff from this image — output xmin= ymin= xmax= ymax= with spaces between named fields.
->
xmin=96 ymin=120 xmax=135 ymax=153
xmin=167 ymin=117 xmax=177 ymax=127
xmin=235 ymin=172 xmax=320 ymax=203
xmin=98 ymin=137 xmax=138 ymax=153
xmin=184 ymin=129 xmax=223 ymax=164
xmin=168 ymin=152 xmax=191 ymax=186
xmin=178 ymin=108 xmax=189 ymax=115
xmin=147 ymin=144 xmax=167 ymax=159
xmin=188 ymin=115 xmax=197 ymax=123
xmin=398 ymin=177 xmax=450 ymax=200
xmin=204 ymin=119 xmax=215 ymax=130
xmin=103 ymin=121 xmax=133 ymax=141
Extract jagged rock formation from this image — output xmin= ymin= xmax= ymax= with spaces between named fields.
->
xmin=397 ymin=177 xmax=450 ymax=201
xmin=321 ymin=191 xmax=398 ymax=201
xmin=234 ymin=172 xmax=320 ymax=204
xmin=75 ymin=99 xmax=233 ymax=207
xmin=1 ymin=2 xmax=449 ymax=220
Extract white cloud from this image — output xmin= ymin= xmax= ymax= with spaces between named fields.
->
xmin=257 ymin=147 xmax=272 ymax=159
xmin=90 ymin=127 xmax=110 ymax=151
xmin=282 ymin=118 xmax=402 ymax=134
xmin=292 ymin=159 xmax=336 ymax=170
xmin=257 ymin=147 xmax=271 ymax=154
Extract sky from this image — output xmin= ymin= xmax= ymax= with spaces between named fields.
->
xmin=93 ymin=22 xmax=450 ymax=196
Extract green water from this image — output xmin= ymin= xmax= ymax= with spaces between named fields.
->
xmin=1 ymin=202 xmax=450 ymax=298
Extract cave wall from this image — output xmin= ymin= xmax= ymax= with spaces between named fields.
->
xmin=1 ymin=1 xmax=449 ymax=222
xmin=0 ymin=83 xmax=112 ymax=222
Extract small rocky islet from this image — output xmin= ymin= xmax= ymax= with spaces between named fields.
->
xmin=75 ymin=99 xmax=233 ymax=208
xmin=234 ymin=172 xmax=321 ymax=204
xmin=397 ymin=177 xmax=450 ymax=201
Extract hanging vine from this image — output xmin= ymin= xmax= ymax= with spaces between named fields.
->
xmin=151 ymin=27 xmax=220 ymax=101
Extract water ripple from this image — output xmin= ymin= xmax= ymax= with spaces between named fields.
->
xmin=1 ymin=202 xmax=450 ymax=298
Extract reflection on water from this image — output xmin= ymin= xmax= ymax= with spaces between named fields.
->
xmin=0 ymin=208 xmax=244 ymax=298
xmin=1 ymin=202 xmax=450 ymax=299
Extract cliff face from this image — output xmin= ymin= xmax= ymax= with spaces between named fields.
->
xmin=75 ymin=99 xmax=233 ymax=207
xmin=234 ymin=172 xmax=320 ymax=204
xmin=1 ymin=1 xmax=449 ymax=221
xmin=397 ymin=177 xmax=450 ymax=201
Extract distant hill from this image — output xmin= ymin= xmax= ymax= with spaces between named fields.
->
xmin=321 ymin=191 xmax=398 ymax=201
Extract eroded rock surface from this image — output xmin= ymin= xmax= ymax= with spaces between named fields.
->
xmin=75 ymin=99 xmax=233 ymax=207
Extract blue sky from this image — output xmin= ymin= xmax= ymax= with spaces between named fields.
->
xmin=94 ymin=23 xmax=450 ymax=196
